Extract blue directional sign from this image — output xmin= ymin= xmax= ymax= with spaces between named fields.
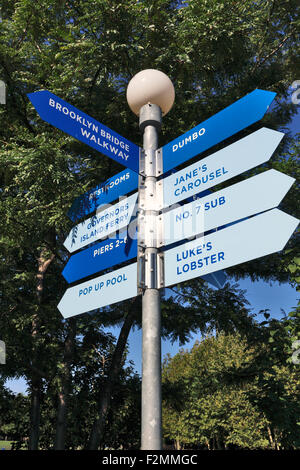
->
xmin=161 ymin=89 xmax=276 ymax=173
xmin=164 ymin=209 xmax=299 ymax=287
xmin=202 ymin=271 xmax=227 ymax=289
xmin=68 ymin=168 xmax=139 ymax=223
xmin=28 ymin=90 xmax=140 ymax=173
xmin=62 ymin=230 xmax=138 ymax=284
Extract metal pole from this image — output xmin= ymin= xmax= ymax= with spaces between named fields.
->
xmin=139 ymin=103 xmax=162 ymax=450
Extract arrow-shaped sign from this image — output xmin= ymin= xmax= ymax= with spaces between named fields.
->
xmin=28 ymin=90 xmax=140 ymax=173
xmin=161 ymin=89 xmax=276 ymax=174
xmin=202 ymin=271 xmax=227 ymax=289
xmin=64 ymin=192 xmax=138 ymax=253
xmin=161 ymin=127 xmax=284 ymax=208
xmin=161 ymin=169 xmax=295 ymax=246
xmin=58 ymin=262 xmax=138 ymax=319
xmin=62 ymin=229 xmax=138 ymax=284
xmin=68 ymin=168 xmax=139 ymax=223
xmin=164 ymin=209 xmax=299 ymax=288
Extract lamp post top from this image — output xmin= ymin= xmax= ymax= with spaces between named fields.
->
xmin=126 ymin=69 xmax=175 ymax=116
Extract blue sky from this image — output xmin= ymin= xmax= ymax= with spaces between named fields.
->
xmin=125 ymin=278 xmax=299 ymax=376
xmin=5 ymin=277 xmax=299 ymax=393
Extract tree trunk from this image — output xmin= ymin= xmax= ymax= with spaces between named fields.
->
xmin=175 ymin=438 xmax=181 ymax=450
xmin=28 ymin=309 xmax=41 ymax=450
xmin=215 ymin=434 xmax=222 ymax=450
xmin=28 ymin=376 xmax=42 ymax=450
xmin=28 ymin=248 xmax=55 ymax=450
xmin=87 ymin=304 xmax=137 ymax=450
xmin=54 ymin=318 xmax=76 ymax=450
xmin=267 ymin=425 xmax=275 ymax=449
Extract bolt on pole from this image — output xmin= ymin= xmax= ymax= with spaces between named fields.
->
xmin=139 ymin=103 xmax=162 ymax=450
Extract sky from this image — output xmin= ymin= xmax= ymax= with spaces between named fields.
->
xmin=5 ymin=277 xmax=299 ymax=393
xmin=4 ymin=86 xmax=300 ymax=395
xmin=123 ymin=278 xmax=299 ymax=376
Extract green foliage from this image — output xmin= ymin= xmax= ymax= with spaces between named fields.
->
xmin=0 ymin=382 xmax=29 ymax=447
xmin=102 ymin=371 xmax=141 ymax=450
xmin=0 ymin=0 xmax=299 ymax=450
xmin=162 ymin=330 xmax=300 ymax=449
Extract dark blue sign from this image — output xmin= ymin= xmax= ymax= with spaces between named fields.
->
xmin=162 ymin=89 xmax=276 ymax=173
xmin=62 ymin=230 xmax=137 ymax=284
xmin=68 ymin=168 xmax=139 ymax=222
xmin=27 ymin=90 xmax=140 ymax=173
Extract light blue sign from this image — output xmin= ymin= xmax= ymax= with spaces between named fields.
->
xmin=62 ymin=230 xmax=138 ymax=284
xmin=161 ymin=169 xmax=295 ymax=246
xmin=64 ymin=192 xmax=138 ymax=253
xmin=27 ymin=90 xmax=140 ymax=173
xmin=161 ymin=128 xmax=284 ymax=208
xmin=161 ymin=89 xmax=276 ymax=173
xmin=68 ymin=168 xmax=139 ymax=223
xmin=164 ymin=209 xmax=299 ymax=287
xmin=58 ymin=262 xmax=138 ymax=318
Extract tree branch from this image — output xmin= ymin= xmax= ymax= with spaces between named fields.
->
xmin=252 ymin=29 xmax=295 ymax=74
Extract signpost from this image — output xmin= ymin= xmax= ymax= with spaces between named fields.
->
xmin=29 ymin=73 xmax=299 ymax=451
xmin=27 ymin=90 xmax=141 ymax=173
xmin=164 ymin=209 xmax=299 ymax=287
xmin=63 ymin=192 xmax=138 ymax=253
xmin=161 ymin=89 xmax=276 ymax=173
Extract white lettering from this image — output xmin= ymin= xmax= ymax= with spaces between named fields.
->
xmin=172 ymin=128 xmax=206 ymax=153
xmin=47 ymin=98 xmax=130 ymax=157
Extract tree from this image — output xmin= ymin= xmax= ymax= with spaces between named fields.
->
xmin=254 ymin=303 xmax=300 ymax=449
xmin=0 ymin=0 xmax=299 ymax=449
xmin=0 ymin=382 xmax=29 ymax=447
xmin=162 ymin=333 xmax=267 ymax=449
xmin=162 ymin=327 xmax=300 ymax=449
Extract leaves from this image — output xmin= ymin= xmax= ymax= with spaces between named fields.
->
xmin=162 ymin=330 xmax=300 ymax=449
xmin=0 ymin=0 xmax=299 ymax=450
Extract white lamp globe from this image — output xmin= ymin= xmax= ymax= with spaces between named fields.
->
xmin=126 ymin=69 xmax=175 ymax=116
